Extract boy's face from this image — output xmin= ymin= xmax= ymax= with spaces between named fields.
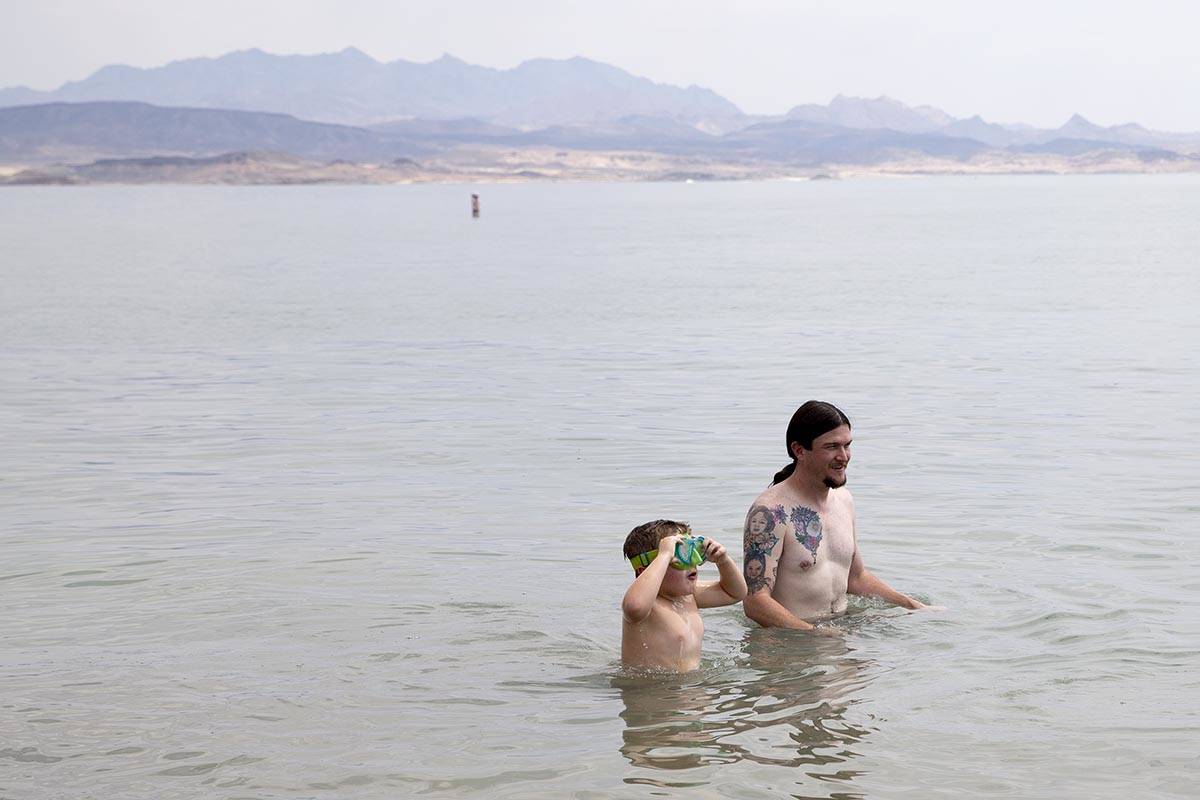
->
xmin=659 ymin=541 xmax=698 ymax=597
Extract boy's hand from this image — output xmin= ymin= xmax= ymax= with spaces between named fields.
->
xmin=701 ymin=538 xmax=728 ymax=563
xmin=657 ymin=535 xmax=684 ymax=560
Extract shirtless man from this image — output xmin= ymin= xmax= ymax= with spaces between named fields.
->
xmin=742 ymin=401 xmax=928 ymax=629
xmin=621 ymin=520 xmax=747 ymax=671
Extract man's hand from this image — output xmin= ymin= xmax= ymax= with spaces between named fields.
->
xmin=908 ymin=602 xmax=946 ymax=612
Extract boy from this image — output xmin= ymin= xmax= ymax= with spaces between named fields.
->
xmin=621 ymin=519 xmax=747 ymax=672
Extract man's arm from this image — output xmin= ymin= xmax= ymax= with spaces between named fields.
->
xmin=694 ymin=538 xmax=748 ymax=608
xmin=844 ymin=507 xmax=926 ymax=610
xmin=740 ymin=507 xmax=817 ymax=630
xmin=845 ymin=550 xmax=925 ymax=609
xmin=621 ymin=536 xmax=680 ymax=622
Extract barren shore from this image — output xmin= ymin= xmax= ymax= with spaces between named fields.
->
xmin=3 ymin=145 xmax=1198 ymax=185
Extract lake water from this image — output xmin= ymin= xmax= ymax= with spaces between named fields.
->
xmin=2 ymin=177 xmax=1199 ymax=799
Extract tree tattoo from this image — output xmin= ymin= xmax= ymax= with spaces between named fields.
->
xmin=790 ymin=506 xmax=822 ymax=562
xmin=743 ymin=504 xmax=781 ymax=593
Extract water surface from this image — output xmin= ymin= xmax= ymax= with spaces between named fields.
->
xmin=2 ymin=177 xmax=1199 ymax=799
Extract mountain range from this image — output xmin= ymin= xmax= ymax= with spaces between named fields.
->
xmin=2 ymin=49 xmax=1198 ymax=178
xmin=0 ymin=48 xmax=741 ymax=130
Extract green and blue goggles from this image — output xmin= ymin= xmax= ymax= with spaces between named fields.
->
xmin=629 ymin=536 xmax=707 ymax=572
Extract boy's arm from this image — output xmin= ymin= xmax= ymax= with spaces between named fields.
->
xmin=621 ymin=536 xmax=681 ymax=622
xmin=695 ymin=539 xmax=748 ymax=608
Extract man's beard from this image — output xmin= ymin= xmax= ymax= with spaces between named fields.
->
xmin=824 ymin=474 xmax=847 ymax=489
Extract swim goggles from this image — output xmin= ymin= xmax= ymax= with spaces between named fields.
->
xmin=629 ymin=536 xmax=707 ymax=571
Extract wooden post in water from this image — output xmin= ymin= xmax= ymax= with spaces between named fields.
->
xmin=471 ymin=194 xmax=480 ymax=218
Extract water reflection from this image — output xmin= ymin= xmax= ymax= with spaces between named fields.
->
xmin=616 ymin=626 xmax=877 ymax=794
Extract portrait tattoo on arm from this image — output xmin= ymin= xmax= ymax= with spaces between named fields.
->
xmin=743 ymin=504 xmax=781 ymax=593
xmin=743 ymin=552 xmax=773 ymax=593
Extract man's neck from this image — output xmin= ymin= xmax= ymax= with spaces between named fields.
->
xmin=786 ymin=472 xmax=831 ymax=505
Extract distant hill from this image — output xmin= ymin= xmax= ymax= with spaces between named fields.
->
xmin=785 ymin=95 xmax=955 ymax=133
xmin=0 ymin=101 xmax=418 ymax=163
xmin=2 ymin=151 xmax=430 ymax=185
xmin=0 ymin=100 xmax=998 ymax=167
xmin=781 ymin=98 xmax=1200 ymax=151
xmin=5 ymin=48 xmax=1199 ymax=155
xmin=6 ymin=98 xmax=1200 ymax=174
xmin=723 ymin=118 xmax=990 ymax=163
xmin=938 ymin=115 xmax=1016 ymax=147
xmin=2 ymin=64 xmax=1194 ymax=184
xmin=0 ymin=48 xmax=742 ymax=129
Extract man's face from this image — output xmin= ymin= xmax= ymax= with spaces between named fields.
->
xmin=798 ymin=425 xmax=852 ymax=488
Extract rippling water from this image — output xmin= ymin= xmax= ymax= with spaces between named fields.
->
xmin=2 ymin=177 xmax=1199 ymax=799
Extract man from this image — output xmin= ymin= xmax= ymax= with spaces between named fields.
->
xmin=742 ymin=401 xmax=929 ymax=629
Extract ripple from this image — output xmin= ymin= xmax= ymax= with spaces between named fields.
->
xmin=0 ymin=571 xmax=42 ymax=582
xmin=0 ymin=747 xmax=62 ymax=764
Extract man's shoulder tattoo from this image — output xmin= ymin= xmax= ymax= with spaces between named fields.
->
xmin=743 ymin=504 xmax=784 ymax=593
xmin=743 ymin=504 xmax=782 ymax=553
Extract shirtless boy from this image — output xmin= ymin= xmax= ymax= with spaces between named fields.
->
xmin=621 ymin=520 xmax=747 ymax=671
xmin=743 ymin=401 xmax=929 ymax=629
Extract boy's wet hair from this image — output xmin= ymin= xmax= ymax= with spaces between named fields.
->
xmin=623 ymin=519 xmax=692 ymax=560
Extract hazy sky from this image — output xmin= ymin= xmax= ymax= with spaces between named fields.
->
xmin=3 ymin=0 xmax=1198 ymax=130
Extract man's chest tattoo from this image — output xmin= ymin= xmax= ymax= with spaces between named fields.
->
xmin=743 ymin=503 xmax=823 ymax=589
xmin=790 ymin=506 xmax=823 ymax=561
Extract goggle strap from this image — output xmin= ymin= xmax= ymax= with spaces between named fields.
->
xmin=629 ymin=549 xmax=658 ymax=570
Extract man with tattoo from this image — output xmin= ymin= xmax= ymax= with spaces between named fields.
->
xmin=742 ymin=401 xmax=929 ymax=629
xmin=622 ymin=520 xmax=747 ymax=671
